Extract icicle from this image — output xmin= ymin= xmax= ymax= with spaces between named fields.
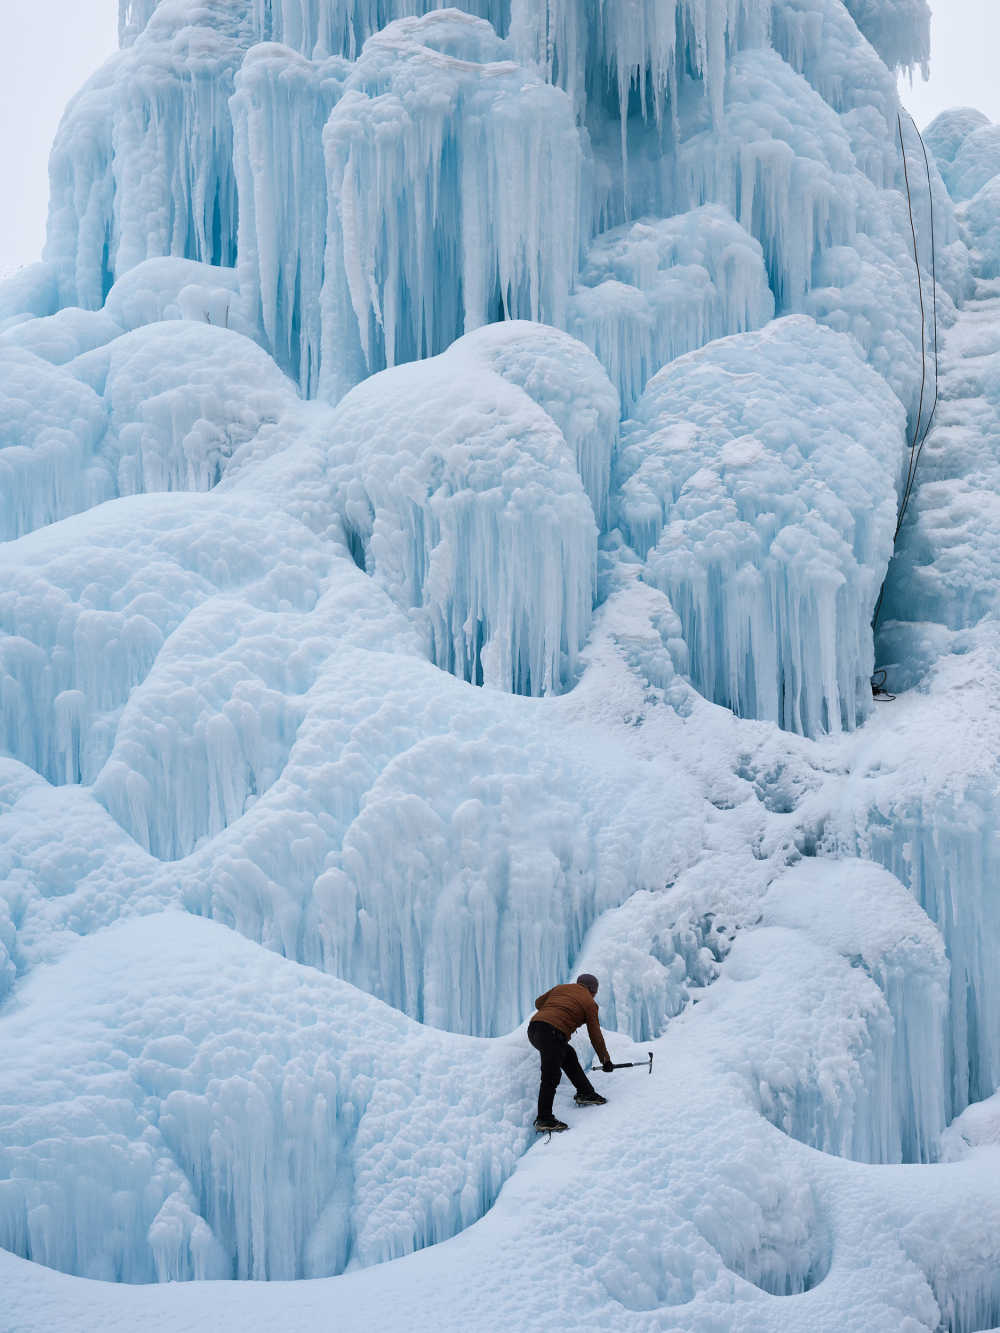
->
xmin=231 ymin=44 xmax=350 ymax=393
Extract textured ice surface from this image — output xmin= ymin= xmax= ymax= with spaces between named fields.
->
xmin=841 ymin=0 xmax=930 ymax=73
xmin=0 ymin=320 xmax=300 ymax=540
xmin=0 ymin=488 xmax=707 ymax=1034
xmin=8 ymin=855 xmax=1000 ymax=1332
xmin=0 ymin=350 xmax=110 ymax=541
xmin=616 ymin=317 xmax=906 ymax=735
xmin=964 ymin=179 xmax=1000 ymax=279
xmin=823 ymin=271 xmax=1000 ymax=1113
xmin=760 ymin=859 xmax=948 ymax=1163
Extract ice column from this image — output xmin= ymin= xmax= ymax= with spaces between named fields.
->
xmin=232 ymin=45 xmax=350 ymax=393
xmin=508 ymin=0 xmax=772 ymax=126
xmin=327 ymin=326 xmax=601 ymax=695
xmin=46 ymin=1 xmax=253 ymax=309
xmin=319 ymin=11 xmax=583 ymax=399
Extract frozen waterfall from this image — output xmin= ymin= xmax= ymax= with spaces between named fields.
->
xmin=5 ymin=0 xmax=1000 ymax=1329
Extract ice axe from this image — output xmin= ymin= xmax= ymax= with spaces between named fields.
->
xmin=590 ymin=1052 xmax=653 ymax=1075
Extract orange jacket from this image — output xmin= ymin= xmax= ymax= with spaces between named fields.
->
xmin=531 ymin=983 xmax=610 ymax=1065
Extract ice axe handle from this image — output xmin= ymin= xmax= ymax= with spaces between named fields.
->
xmin=590 ymin=1053 xmax=654 ymax=1075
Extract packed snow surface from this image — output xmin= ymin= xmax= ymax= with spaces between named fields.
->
xmin=4 ymin=0 xmax=1000 ymax=1330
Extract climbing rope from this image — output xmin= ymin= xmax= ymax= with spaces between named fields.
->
xmin=870 ymin=109 xmax=941 ymax=674
xmin=895 ymin=110 xmax=941 ymax=541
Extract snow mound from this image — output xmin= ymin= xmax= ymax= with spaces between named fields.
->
xmin=327 ymin=322 xmax=613 ymax=695
xmin=0 ymin=490 xmax=337 ymax=788
xmin=923 ymin=107 xmax=992 ymax=174
xmin=231 ymin=43 xmax=350 ymax=393
xmin=944 ymin=122 xmax=1000 ymax=203
xmin=103 ymin=256 xmax=249 ymax=334
xmin=0 ymin=320 xmax=300 ymax=540
xmin=77 ymin=321 xmax=299 ymax=495
xmin=0 ymin=912 xmax=535 ymax=1282
xmin=617 ymin=316 xmax=907 ymax=736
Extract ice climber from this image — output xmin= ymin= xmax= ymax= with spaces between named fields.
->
xmin=528 ymin=973 xmax=614 ymax=1132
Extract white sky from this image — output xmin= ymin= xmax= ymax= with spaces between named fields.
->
xmin=0 ymin=0 xmax=997 ymax=276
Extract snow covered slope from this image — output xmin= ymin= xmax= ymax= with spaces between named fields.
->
xmin=4 ymin=0 xmax=1000 ymax=1329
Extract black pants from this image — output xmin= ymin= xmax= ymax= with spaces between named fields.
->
xmin=528 ymin=1020 xmax=597 ymax=1119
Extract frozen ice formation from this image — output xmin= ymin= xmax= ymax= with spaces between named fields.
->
xmin=319 ymin=12 xmax=584 ymax=399
xmin=232 ymin=44 xmax=350 ymax=393
xmin=0 ymin=349 xmax=109 ymax=541
xmin=327 ymin=322 xmax=615 ymax=693
xmin=617 ymin=317 xmax=906 ymax=735
xmin=841 ymin=0 xmax=930 ymax=73
xmin=568 ymin=206 xmax=775 ymax=412
xmin=0 ymin=319 xmax=299 ymax=540
xmin=836 ymin=259 xmax=1000 ymax=1118
xmin=47 ymin=0 xmax=967 ymax=416
xmin=6 ymin=0 xmax=1000 ymax=1329
xmin=46 ymin=0 xmax=255 ymax=311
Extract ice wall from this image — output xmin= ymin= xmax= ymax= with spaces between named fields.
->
xmin=508 ymin=0 xmax=771 ymax=130
xmin=43 ymin=0 xmax=969 ymax=420
xmin=616 ymin=317 xmax=906 ymax=735
xmin=760 ymin=860 xmax=948 ymax=1163
xmin=7 ymin=0 xmax=1000 ymax=1322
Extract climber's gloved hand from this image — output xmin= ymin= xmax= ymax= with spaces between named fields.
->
xmin=602 ymin=1060 xmax=615 ymax=1073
